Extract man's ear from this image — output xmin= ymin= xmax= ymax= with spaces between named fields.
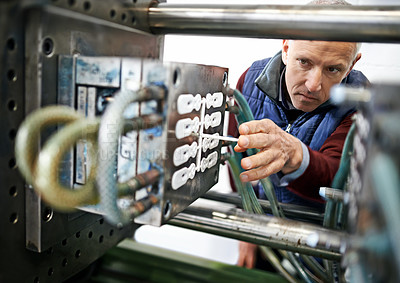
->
xmin=346 ymin=53 xmax=362 ymax=76
xmin=282 ymin=40 xmax=290 ymax=65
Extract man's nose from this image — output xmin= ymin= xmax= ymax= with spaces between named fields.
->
xmin=305 ymin=68 xmax=322 ymax=93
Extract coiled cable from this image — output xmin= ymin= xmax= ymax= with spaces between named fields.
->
xmin=15 ymin=106 xmax=98 ymax=210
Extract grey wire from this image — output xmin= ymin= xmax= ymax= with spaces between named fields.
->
xmin=97 ymin=89 xmax=140 ymax=226
xmin=260 ymin=246 xmax=299 ymax=283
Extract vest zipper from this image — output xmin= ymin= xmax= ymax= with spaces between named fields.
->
xmin=286 ymin=111 xmax=310 ymax=133
xmin=285 ymin=123 xmax=292 ymax=133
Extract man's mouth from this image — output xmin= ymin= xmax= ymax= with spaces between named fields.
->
xmin=298 ymin=92 xmax=317 ymax=101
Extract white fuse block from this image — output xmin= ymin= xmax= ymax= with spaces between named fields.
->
xmin=173 ymin=142 xmax=198 ymax=167
xmin=200 ymin=151 xmax=219 ymax=172
xmin=202 ymin=133 xmax=220 ymax=152
xmin=177 ymin=94 xmax=202 ymax=115
xmin=171 ymin=163 xmax=196 ymax=190
xmin=175 ymin=116 xmax=200 ymax=139
xmin=206 ymin=92 xmax=224 ymax=109
xmin=204 ymin=111 xmax=222 ymax=129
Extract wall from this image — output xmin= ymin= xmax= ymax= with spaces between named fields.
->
xmin=135 ymin=0 xmax=400 ymax=265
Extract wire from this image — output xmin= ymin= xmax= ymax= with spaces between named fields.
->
xmin=230 ymin=88 xmax=319 ymax=283
xmin=96 ymin=88 xmax=164 ymax=226
xmin=35 ymin=118 xmax=100 ymax=210
xmin=300 ymin=255 xmax=329 ymax=283
xmin=259 ymin=246 xmax=298 ymax=283
xmin=320 ymin=121 xmax=357 ymax=282
xmin=15 ymin=103 xmax=161 ymax=214
xmin=228 ymin=154 xmax=255 ymax=213
xmin=15 ymin=106 xmax=99 ymax=210
xmin=15 ymin=105 xmax=82 ymax=185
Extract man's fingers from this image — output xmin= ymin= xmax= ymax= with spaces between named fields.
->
xmin=233 ymin=144 xmax=247 ymax=153
xmin=240 ymin=160 xmax=285 ymax=182
xmin=241 ymin=150 xmax=281 ymax=170
xmin=238 ymin=133 xmax=280 ymax=151
xmin=238 ymin=119 xmax=276 ymax=135
xmin=238 ymin=123 xmax=250 ymax=135
xmin=237 ymin=254 xmax=245 ymax=267
xmin=246 ymin=256 xmax=256 ymax=269
xmin=237 ymin=242 xmax=258 ymax=269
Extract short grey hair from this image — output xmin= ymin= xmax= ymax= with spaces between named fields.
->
xmin=307 ymin=0 xmax=352 ymax=5
xmin=307 ymin=0 xmax=361 ymax=59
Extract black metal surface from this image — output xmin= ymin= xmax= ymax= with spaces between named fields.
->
xmin=0 ymin=1 xmax=160 ymax=282
xmin=23 ymin=0 xmax=162 ymax=252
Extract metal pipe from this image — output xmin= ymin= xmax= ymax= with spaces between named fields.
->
xmin=118 ymin=169 xmax=161 ymax=196
xmin=129 ymin=194 xmax=159 ymax=218
xmin=137 ymin=85 xmax=166 ymax=101
xmin=148 ymin=4 xmax=400 ymax=43
xmin=123 ymin=113 xmax=164 ymax=133
xmin=202 ymin=191 xmax=324 ymax=223
xmin=169 ymin=204 xmax=344 ymax=260
xmin=319 ymin=187 xmax=347 ymax=202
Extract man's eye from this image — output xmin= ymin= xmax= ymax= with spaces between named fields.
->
xmin=328 ymin=67 xmax=340 ymax=73
xmin=298 ymin=59 xmax=308 ymax=65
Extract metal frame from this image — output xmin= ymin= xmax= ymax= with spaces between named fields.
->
xmin=147 ymin=4 xmax=400 ymax=42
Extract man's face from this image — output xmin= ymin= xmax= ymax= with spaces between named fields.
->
xmin=282 ymin=40 xmax=360 ymax=112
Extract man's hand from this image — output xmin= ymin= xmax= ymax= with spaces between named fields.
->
xmin=237 ymin=242 xmax=258 ymax=268
xmin=234 ymin=119 xmax=303 ymax=182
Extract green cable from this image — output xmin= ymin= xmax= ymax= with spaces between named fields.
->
xmin=232 ymin=88 xmax=281 ymax=216
xmin=228 ymin=154 xmax=254 ymax=213
xmin=231 ymin=89 xmax=316 ymax=283
xmin=232 ymin=88 xmax=255 ymax=122
xmin=320 ymin=118 xmax=358 ymax=283
xmin=334 ymin=121 xmax=356 ymax=229
xmin=260 ymin=178 xmax=285 ymax=218
xmin=322 ymin=121 xmax=356 ymax=230
xmin=246 ymin=180 xmax=264 ymax=214
xmin=331 ymin=122 xmax=356 ymax=190
xmin=322 ymin=200 xmax=335 ymax=228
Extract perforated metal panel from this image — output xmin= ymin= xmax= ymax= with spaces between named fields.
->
xmin=0 ymin=1 xmax=162 ymax=282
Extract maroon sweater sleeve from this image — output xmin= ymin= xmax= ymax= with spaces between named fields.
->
xmin=227 ymin=68 xmax=249 ymax=138
xmin=236 ymin=68 xmax=248 ymax=92
xmin=227 ymin=69 xmax=249 ymax=192
xmin=287 ymin=113 xmax=355 ymax=203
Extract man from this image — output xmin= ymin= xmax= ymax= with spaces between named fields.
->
xmin=231 ymin=34 xmax=369 ymax=269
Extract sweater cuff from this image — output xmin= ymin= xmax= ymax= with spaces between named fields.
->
xmin=273 ymin=142 xmax=310 ymax=186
